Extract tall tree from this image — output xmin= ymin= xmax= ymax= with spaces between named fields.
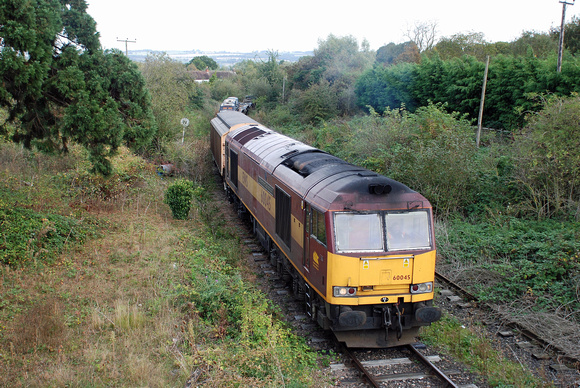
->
xmin=287 ymin=34 xmax=374 ymax=119
xmin=141 ymin=52 xmax=199 ymax=149
xmin=550 ymin=15 xmax=580 ymax=55
xmin=511 ymin=31 xmax=557 ymax=58
xmin=255 ymin=50 xmax=285 ymax=104
xmin=0 ymin=0 xmax=156 ymax=175
xmin=404 ymin=20 xmax=438 ymax=52
xmin=433 ymin=32 xmax=491 ymax=60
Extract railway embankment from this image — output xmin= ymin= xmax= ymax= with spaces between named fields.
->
xmin=1 ymin=141 xmax=578 ymax=387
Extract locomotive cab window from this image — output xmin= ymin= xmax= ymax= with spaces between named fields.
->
xmin=386 ymin=211 xmax=431 ymax=251
xmin=334 ymin=213 xmax=383 ymax=252
xmin=334 ymin=210 xmax=431 ymax=253
xmin=311 ymin=208 xmax=326 ymax=246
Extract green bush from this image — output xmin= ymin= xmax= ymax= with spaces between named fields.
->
xmin=164 ymin=179 xmax=195 ymax=220
xmin=512 ymin=94 xmax=580 ymax=220
xmin=333 ymin=104 xmax=478 ymax=217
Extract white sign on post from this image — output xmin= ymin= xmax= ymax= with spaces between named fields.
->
xmin=180 ymin=118 xmax=189 ymax=143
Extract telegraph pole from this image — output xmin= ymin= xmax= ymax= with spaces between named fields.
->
xmin=476 ymin=56 xmax=490 ymax=148
xmin=116 ymin=37 xmax=136 ymax=56
xmin=557 ymin=0 xmax=575 ymax=72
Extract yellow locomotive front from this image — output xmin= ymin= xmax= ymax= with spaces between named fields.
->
xmin=307 ymin=178 xmax=441 ymax=348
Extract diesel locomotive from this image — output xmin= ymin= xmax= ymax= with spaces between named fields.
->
xmin=210 ymin=110 xmax=441 ymax=347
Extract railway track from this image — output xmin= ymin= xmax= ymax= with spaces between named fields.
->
xmin=331 ymin=341 xmax=476 ymax=387
xmin=435 ymin=271 xmax=580 ymax=386
xmin=435 ymin=271 xmax=580 ymax=366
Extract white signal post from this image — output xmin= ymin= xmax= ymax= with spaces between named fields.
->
xmin=181 ymin=118 xmax=190 ymax=143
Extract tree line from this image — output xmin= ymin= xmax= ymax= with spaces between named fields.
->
xmin=356 ymin=53 xmax=580 ymax=130
xmin=3 ymin=0 xmax=580 ymax=177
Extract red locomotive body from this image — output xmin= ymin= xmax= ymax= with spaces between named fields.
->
xmin=210 ymin=111 xmax=441 ymax=347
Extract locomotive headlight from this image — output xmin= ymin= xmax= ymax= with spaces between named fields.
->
xmin=410 ymin=282 xmax=433 ymax=294
xmin=333 ymin=286 xmax=357 ymax=297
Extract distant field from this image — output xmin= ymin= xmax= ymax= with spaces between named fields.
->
xmin=127 ymin=49 xmax=313 ymax=66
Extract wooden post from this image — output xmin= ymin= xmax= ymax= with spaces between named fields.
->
xmin=476 ymin=56 xmax=490 ymax=148
xmin=558 ymin=1 xmax=575 ymax=72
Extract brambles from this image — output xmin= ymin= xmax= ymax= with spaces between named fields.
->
xmin=0 ymin=199 xmax=98 ymax=267
xmin=436 ymin=216 xmax=580 ymax=315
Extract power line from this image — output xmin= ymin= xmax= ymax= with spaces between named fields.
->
xmin=116 ymin=37 xmax=136 ymax=56
xmin=557 ymin=0 xmax=575 ymax=72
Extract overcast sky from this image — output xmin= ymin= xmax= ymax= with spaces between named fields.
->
xmin=86 ymin=0 xmax=580 ymax=53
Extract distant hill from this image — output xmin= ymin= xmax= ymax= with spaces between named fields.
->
xmin=128 ymin=49 xmax=313 ymax=67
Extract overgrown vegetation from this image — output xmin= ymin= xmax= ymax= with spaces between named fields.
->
xmin=356 ymin=53 xmax=580 ymax=130
xmin=422 ymin=314 xmax=546 ymax=387
xmin=172 ymin=233 xmax=323 ymax=386
xmin=438 ymin=217 xmax=580 ymax=312
xmin=0 ymin=141 xmax=330 ymax=386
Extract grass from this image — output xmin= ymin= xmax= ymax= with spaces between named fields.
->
xmin=421 ymin=314 xmax=555 ymax=387
xmin=0 ymin=141 xmax=330 ymax=387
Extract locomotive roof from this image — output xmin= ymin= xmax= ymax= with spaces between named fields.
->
xmin=275 ymin=149 xmax=417 ymax=210
xmin=224 ymin=112 xmax=425 ymax=211
xmin=212 ymin=111 xmax=260 ymax=136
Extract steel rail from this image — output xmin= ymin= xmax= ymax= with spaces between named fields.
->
xmin=408 ymin=343 xmax=459 ymax=388
xmin=435 ymin=271 xmax=580 ymax=366
xmin=338 ymin=342 xmax=381 ymax=388
xmin=435 ymin=271 xmax=478 ymax=301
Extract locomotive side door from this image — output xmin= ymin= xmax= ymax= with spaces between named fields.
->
xmin=303 ymin=203 xmax=311 ymax=273
xmin=303 ymin=204 xmax=328 ymax=297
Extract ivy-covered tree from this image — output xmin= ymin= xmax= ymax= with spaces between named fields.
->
xmin=287 ymin=55 xmax=325 ymax=91
xmin=291 ymin=81 xmax=338 ymax=123
xmin=0 ymin=0 xmax=156 ymax=175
